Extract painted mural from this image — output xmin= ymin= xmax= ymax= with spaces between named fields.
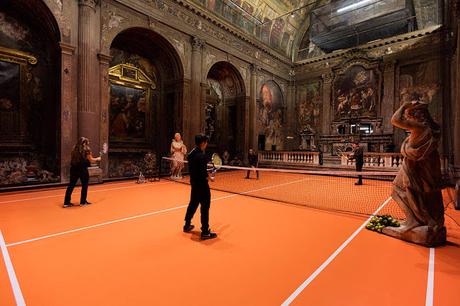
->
xmin=194 ymin=0 xmax=309 ymax=55
xmin=399 ymin=59 xmax=441 ymax=121
xmin=333 ymin=65 xmax=379 ymax=118
xmin=297 ymin=80 xmax=322 ymax=134
xmin=258 ymin=81 xmax=284 ymax=150
xmin=110 ymin=85 xmax=147 ymax=140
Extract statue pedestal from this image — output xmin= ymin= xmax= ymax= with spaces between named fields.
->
xmin=88 ymin=166 xmax=103 ymax=184
xmin=382 ymin=224 xmax=446 ymax=247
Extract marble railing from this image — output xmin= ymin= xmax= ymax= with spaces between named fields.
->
xmin=341 ymin=152 xmax=404 ymax=169
xmin=258 ymin=151 xmax=320 ymax=165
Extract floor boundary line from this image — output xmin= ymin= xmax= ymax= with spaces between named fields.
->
xmin=0 ymin=230 xmax=26 ymax=306
xmin=281 ymin=197 xmax=392 ymax=306
xmin=425 ymin=248 xmax=435 ymax=306
xmin=6 ymin=178 xmax=310 ymax=247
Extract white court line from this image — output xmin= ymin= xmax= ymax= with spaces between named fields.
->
xmin=6 ymin=177 xmax=310 ymax=247
xmin=281 ymin=197 xmax=392 ymax=306
xmin=425 ymin=248 xmax=435 ymax=306
xmin=0 ymin=230 xmax=26 ymax=306
xmin=0 ymin=181 xmax=172 ymax=204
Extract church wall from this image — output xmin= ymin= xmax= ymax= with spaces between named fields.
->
xmin=294 ymin=30 xmax=448 ymax=157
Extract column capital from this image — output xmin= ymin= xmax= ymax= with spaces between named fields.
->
xmin=78 ymin=0 xmax=99 ymax=9
xmin=59 ymin=42 xmax=76 ymax=55
xmin=322 ymin=72 xmax=334 ymax=84
xmin=383 ymin=61 xmax=396 ymax=72
xmin=97 ymin=53 xmax=112 ymax=64
xmin=191 ymin=36 xmax=205 ymax=51
xmin=250 ymin=64 xmax=260 ymax=75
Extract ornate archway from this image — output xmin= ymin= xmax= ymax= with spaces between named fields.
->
xmin=205 ymin=61 xmax=247 ymax=160
xmin=107 ymin=27 xmax=184 ymax=178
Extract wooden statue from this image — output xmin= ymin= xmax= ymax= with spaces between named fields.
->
xmin=384 ymin=94 xmax=446 ymax=246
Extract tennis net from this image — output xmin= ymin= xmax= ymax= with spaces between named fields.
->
xmin=160 ymin=157 xmax=404 ymax=219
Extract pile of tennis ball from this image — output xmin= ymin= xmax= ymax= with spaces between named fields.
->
xmin=366 ymin=215 xmax=400 ymax=232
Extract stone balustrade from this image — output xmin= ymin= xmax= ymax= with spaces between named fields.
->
xmin=258 ymin=151 xmax=320 ymax=165
xmin=341 ymin=152 xmax=404 ymax=169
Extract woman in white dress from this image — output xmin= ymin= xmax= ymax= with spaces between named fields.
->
xmin=170 ymin=133 xmax=187 ymax=179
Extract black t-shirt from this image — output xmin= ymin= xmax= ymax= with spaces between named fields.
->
xmin=188 ymin=147 xmax=209 ymax=185
xmin=71 ymin=148 xmax=91 ymax=170
xmin=248 ymin=153 xmax=258 ymax=166
xmin=350 ymin=147 xmax=364 ymax=165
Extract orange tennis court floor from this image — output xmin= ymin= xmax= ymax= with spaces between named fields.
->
xmin=0 ymin=179 xmax=459 ymax=306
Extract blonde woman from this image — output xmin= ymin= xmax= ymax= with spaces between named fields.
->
xmin=170 ymin=133 xmax=187 ymax=179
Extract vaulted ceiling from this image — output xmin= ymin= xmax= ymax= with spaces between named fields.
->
xmin=189 ymin=0 xmax=442 ymax=61
xmin=189 ymin=0 xmax=322 ymax=57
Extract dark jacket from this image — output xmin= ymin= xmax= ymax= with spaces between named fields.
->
xmin=188 ymin=147 xmax=209 ymax=185
xmin=349 ymin=146 xmax=364 ymax=166
xmin=248 ymin=152 xmax=258 ymax=166
xmin=70 ymin=148 xmax=91 ymax=171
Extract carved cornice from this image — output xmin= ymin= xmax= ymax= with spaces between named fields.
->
xmin=97 ymin=53 xmax=112 ymax=64
xmin=59 ymin=42 xmax=76 ymax=55
xmin=111 ymin=0 xmax=291 ymax=75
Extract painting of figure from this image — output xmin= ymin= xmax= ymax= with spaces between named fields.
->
xmin=298 ymin=81 xmax=322 ymax=134
xmin=110 ymin=84 xmax=148 ymax=141
xmin=334 ymin=65 xmax=379 ymax=118
xmin=258 ymin=81 xmax=284 ymax=150
xmin=0 ymin=61 xmax=19 ymax=111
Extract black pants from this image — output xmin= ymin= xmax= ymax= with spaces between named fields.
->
xmin=64 ymin=167 xmax=89 ymax=204
xmin=356 ymin=163 xmax=363 ymax=184
xmin=246 ymin=168 xmax=259 ymax=179
xmin=185 ymin=183 xmax=211 ymax=232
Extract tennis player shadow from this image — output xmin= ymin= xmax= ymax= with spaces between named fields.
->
xmin=187 ymin=224 xmax=232 ymax=245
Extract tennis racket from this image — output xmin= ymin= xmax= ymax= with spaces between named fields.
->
xmin=209 ymin=153 xmax=222 ymax=181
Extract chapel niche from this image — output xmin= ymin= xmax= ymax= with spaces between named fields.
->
xmin=205 ymin=62 xmax=246 ymax=158
xmin=0 ymin=0 xmax=60 ymax=187
xmin=108 ymin=28 xmax=183 ymax=179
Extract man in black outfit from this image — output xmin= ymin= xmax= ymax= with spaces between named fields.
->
xmin=349 ymin=141 xmax=364 ymax=185
xmin=245 ymin=148 xmax=259 ymax=179
xmin=183 ymin=134 xmax=217 ymax=240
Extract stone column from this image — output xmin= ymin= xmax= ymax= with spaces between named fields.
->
xmin=200 ymin=82 xmax=208 ymax=133
xmin=189 ymin=36 xmax=204 ymax=142
xmin=78 ymin=0 xmax=100 ymax=153
xmin=286 ymin=69 xmax=296 ymax=150
xmin=382 ymin=61 xmax=396 ymax=133
xmin=249 ymin=64 xmax=258 ymax=150
xmin=59 ymin=43 xmax=77 ymax=183
xmin=243 ymin=95 xmax=250 ymax=160
xmin=182 ymin=78 xmax=192 ymax=149
xmin=455 ymin=21 xmax=460 ymax=177
xmin=98 ymin=53 xmax=112 ymax=178
xmin=321 ymin=73 xmax=333 ymax=135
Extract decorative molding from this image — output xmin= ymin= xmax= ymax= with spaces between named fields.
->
xmin=321 ymin=73 xmax=333 ymax=84
xmin=0 ymin=46 xmax=37 ymax=65
xmin=79 ymin=0 xmax=99 ymax=9
xmin=110 ymin=0 xmax=291 ymax=77
xmin=191 ymin=36 xmax=205 ymax=51
xmin=334 ymin=57 xmax=378 ymax=76
xmin=97 ymin=53 xmax=112 ymax=64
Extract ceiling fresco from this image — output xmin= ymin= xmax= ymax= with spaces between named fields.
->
xmin=191 ymin=0 xmax=321 ymax=56
xmin=189 ymin=0 xmax=442 ymax=60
